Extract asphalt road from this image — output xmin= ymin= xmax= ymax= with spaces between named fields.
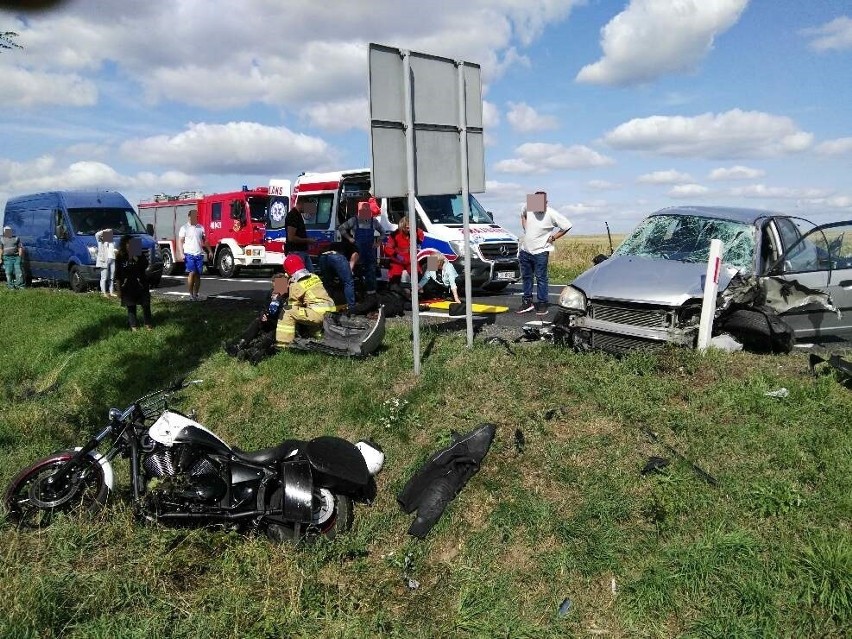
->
xmin=153 ymin=270 xmax=568 ymax=330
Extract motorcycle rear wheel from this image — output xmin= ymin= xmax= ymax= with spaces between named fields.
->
xmin=3 ymin=452 xmax=110 ymax=528
xmin=266 ymin=490 xmax=353 ymax=543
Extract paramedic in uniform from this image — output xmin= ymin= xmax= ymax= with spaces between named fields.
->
xmin=337 ymin=201 xmax=384 ymax=299
xmin=276 ymin=254 xmax=335 ymax=347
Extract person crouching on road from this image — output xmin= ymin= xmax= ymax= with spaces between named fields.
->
xmin=276 ymin=254 xmax=335 ymax=347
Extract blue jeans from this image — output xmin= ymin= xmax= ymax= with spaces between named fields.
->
xmin=3 ymin=255 xmax=24 ymax=289
xmin=319 ymin=252 xmax=355 ymax=311
xmin=99 ymin=259 xmax=115 ymax=293
xmin=519 ymin=250 xmax=549 ymax=304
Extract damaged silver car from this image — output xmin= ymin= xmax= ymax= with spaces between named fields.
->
xmin=554 ymin=206 xmax=852 ymax=354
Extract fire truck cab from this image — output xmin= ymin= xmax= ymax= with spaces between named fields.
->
xmin=139 ymin=187 xmax=270 ymax=278
xmin=278 ymin=169 xmax=519 ymax=289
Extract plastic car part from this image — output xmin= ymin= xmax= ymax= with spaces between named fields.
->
xmin=397 ymin=423 xmax=496 ymax=539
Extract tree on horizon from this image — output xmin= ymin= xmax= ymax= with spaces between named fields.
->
xmin=1 ymin=31 xmax=22 ymax=51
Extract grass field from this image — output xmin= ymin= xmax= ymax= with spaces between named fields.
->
xmin=0 ymin=270 xmax=850 ymax=638
xmin=549 ymin=234 xmax=625 ymax=283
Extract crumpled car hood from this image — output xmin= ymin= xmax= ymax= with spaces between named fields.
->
xmin=571 ymin=255 xmax=737 ymax=307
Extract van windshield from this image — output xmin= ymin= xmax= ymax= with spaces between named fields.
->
xmin=614 ymin=213 xmax=757 ymax=272
xmin=418 ymin=194 xmax=494 ymax=225
xmin=69 ymin=208 xmax=148 ymax=235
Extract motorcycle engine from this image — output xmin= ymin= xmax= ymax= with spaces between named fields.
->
xmin=142 ymin=443 xmax=227 ymax=504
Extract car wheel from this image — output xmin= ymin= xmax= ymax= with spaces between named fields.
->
xmin=216 ymin=247 xmax=239 ymax=278
xmin=161 ymin=248 xmax=176 ymax=276
xmin=69 ymin=266 xmax=87 ymax=293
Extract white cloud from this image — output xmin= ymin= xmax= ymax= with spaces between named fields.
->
xmin=5 ymin=0 xmax=582 ymax=110
xmin=801 ymin=16 xmax=852 ymax=52
xmin=560 ymin=200 xmax=611 ymax=216
xmin=482 ymin=101 xmax=501 ymax=129
xmin=637 ymin=169 xmax=692 ymax=184
xmin=586 ymin=179 xmax=621 ymax=190
xmin=495 ymin=142 xmax=614 ymax=174
xmin=0 ymin=155 xmax=194 ymax=194
xmin=505 ymin=102 xmax=558 ymax=132
xmin=1 ymin=66 xmax=98 ymax=107
xmin=120 ymin=122 xmax=337 ymax=176
xmin=300 ymin=98 xmax=369 ymax=132
xmin=815 ymin=137 xmax=852 ymax=156
xmin=576 ymin=0 xmax=749 ymax=86
xmin=708 ymin=165 xmax=765 ymax=180
xmin=603 ymin=109 xmax=813 ymax=159
xmin=728 ymin=184 xmax=832 ymax=199
xmin=668 ymin=183 xmax=709 ymax=197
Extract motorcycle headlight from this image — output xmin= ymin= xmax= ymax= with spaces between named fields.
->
xmin=559 ymin=285 xmax=587 ymax=312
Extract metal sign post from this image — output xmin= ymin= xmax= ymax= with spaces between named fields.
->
xmin=368 ymin=43 xmax=485 ymax=374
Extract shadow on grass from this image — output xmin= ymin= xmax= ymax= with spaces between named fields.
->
xmin=56 ymin=298 xmax=258 ymax=420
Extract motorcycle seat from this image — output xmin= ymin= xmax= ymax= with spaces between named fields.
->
xmin=231 ymin=441 xmax=301 ymax=466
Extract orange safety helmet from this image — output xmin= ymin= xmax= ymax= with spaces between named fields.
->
xmin=283 ymin=254 xmax=305 ymax=276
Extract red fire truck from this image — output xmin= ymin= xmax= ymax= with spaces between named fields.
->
xmin=138 ymin=187 xmax=270 ymax=277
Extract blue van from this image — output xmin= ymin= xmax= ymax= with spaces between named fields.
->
xmin=2 ymin=190 xmax=163 ymax=291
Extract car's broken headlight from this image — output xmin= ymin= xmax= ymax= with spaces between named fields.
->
xmin=559 ymin=285 xmax=586 ymax=312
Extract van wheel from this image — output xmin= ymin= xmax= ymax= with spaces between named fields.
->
xmin=69 ymin=266 xmax=87 ymax=293
xmin=216 ymin=247 xmax=239 ymax=278
xmin=161 ymin=248 xmax=176 ymax=276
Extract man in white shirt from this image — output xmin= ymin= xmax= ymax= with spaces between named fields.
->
xmin=517 ymin=191 xmax=572 ymax=315
xmin=178 ymin=209 xmax=211 ymax=301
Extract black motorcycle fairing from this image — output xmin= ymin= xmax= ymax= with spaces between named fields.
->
xmin=231 ymin=440 xmax=302 ymax=466
xmin=173 ymin=425 xmax=231 ymax=456
xmin=281 ymin=459 xmax=314 ymax=523
xmin=305 ymin=436 xmax=375 ymax=501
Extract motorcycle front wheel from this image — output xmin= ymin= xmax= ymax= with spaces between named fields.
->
xmin=3 ymin=451 xmax=110 ymax=528
xmin=266 ymin=489 xmax=353 ymax=543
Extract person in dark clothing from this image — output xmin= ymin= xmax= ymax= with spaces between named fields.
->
xmin=338 ymin=201 xmax=384 ymax=298
xmin=223 ymin=274 xmax=288 ymax=363
xmin=318 ymin=240 xmax=357 ymax=314
xmin=285 ymin=199 xmax=316 ymax=272
xmin=114 ymin=234 xmax=152 ymax=331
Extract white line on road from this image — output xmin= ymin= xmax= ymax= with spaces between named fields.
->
xmin=161 ymin=274 xmax=272 ymax=284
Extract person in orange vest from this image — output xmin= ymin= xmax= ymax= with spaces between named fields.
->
xmin=276 ymin=254 xmax=335 ymax=347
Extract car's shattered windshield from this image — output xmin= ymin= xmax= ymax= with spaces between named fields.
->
xmin=614 ymin=214 xmax=757 ymax=271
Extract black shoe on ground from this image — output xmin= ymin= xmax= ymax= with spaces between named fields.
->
xmin=535 ymin=302 xmax=549 ymax=315
xmin=516 ymin=300 xmax=535 ymax=314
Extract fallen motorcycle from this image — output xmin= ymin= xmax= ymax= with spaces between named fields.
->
xmin=3 ymin=379 xmax=384 ymax=542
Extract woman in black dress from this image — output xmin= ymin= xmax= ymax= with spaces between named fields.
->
xmin=114 ymin=234 xmax=153 ymax=330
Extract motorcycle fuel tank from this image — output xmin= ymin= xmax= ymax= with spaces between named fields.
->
xmin=149 ymin=411 xmax=232 ymax=455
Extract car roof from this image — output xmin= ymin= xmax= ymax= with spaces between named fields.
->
xmin=650 ymin=206 xmax=781 ymax=225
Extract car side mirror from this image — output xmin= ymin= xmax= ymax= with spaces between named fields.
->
xmin=146 ymin=223 xmax=155 ymax=236
xmin=57 ymin=228 xmax=69 ymax=241
xmin=592 ymin=253 xmax=608 ymax=265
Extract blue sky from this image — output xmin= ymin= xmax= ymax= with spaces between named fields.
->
xmin=1 ymin=0 xmax=851 ymax=237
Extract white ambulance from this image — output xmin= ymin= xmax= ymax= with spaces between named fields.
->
xmin=272 ymin=169 xmax=519 ymax=290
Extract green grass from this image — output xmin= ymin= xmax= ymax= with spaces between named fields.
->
xmin=1 ymin=287 xmax=850 ymax=638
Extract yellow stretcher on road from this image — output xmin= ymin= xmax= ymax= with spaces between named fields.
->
xmin=424 ymin=300 xmax=509 ymax=314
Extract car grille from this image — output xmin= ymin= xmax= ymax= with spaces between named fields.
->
xmin=479 ymin=242 xmax=518 ymax=261
xmin=589 ymin=302 xmax=672 ymax=328
xmin=592 ymin=332 xmax=668 ymax=355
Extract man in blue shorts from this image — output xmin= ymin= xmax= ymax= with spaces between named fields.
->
xmin=179 ymin=209 xmax=211 ymax=301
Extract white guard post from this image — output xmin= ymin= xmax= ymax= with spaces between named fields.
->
xmin=697 ymin=238 xmax=724 ymax=351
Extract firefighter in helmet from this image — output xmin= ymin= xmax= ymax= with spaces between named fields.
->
xmin=276 ymin=254 xmax=335 ymax=347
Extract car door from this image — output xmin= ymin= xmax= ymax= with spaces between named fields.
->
xmin=766 ymin=217 xmax=852 ymax=342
